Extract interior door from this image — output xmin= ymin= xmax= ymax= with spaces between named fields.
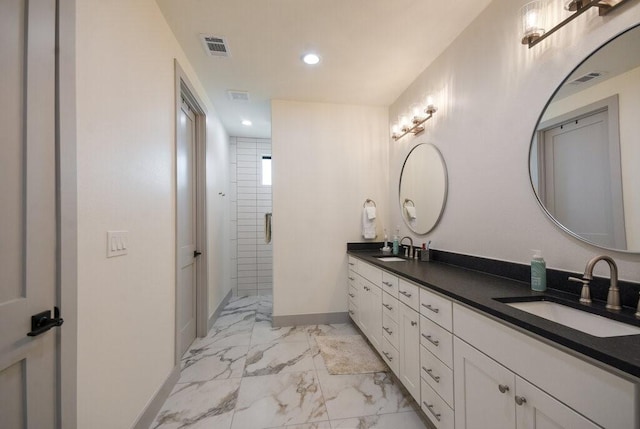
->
xmin=177 ymin=101 xmax=197 ymax=356
xmin=0 ymin=0 xmax=59 ymax=427
xmin=542 ymin=110 xmax=626 ymax=249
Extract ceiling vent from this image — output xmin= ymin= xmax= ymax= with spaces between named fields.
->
xmin=226 ymin=90 xmax=250 ymax=102
xmin=200 ymin=34 xmax=230 ymax=57
xmin=568 ymin=71 xmax=605 ymax=85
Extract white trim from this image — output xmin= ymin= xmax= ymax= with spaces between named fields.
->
xmin=272 ymin=312 xmax=349 ymax=328
xmin=131 ymin=366 xmax=180 ymax=429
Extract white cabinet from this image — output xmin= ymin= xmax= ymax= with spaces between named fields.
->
xmin=454 ymin=337 xmax=601 ymax=429
xmin=399 ymin=301 xmax=421 ymax=402
xmin=360 ymin=278 xmax=382 ymax=353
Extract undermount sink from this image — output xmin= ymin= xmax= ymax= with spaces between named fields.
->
xmin=503 ymin=299 xmax=640 ymax=338
xmin=376 ymin=256 xmax=406 ymax=262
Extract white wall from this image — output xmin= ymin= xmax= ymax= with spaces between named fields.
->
xmin=229 ymin=137 xmax=273 ymax=297
xmin=389 ymin=0 xmax=640 ymax=281
xmin=76 ymin=1 xmax=229 ymax=427
xmin=271 ymin=101 xmax=389 ymax=317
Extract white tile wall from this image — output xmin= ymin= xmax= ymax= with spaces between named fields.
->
xmin=229 ymin=137 xmax=272 ymax=296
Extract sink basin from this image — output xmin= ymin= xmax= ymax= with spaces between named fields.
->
xmin=505 ymin=300 xmax=640 ymax=338
xmin=376 ymin=256 xmax=406 ymax=262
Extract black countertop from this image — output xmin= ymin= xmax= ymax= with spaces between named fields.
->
xmin=348 ymin=249 xmax=640 ymax=380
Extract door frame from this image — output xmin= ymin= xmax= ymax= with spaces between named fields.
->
xmin=174 ymin=60 xmax=209 ymax=364
xmin=59 ymin=0 xmax=78 ymax=428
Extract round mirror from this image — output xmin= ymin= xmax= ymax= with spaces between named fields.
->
xmin=529 ymin=24 xmax=640 ymax=252
xmin=399 ymin=143 xmax=448 ymax=234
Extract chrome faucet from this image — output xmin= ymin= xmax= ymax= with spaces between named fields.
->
xmin=581 ymin=255 xmax=621 ymax=311
xmin=400 ymin=236 xmax=414 ymax=258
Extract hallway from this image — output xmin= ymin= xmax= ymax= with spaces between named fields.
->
xmin=150 ymin=295 xmax=428 ymax=429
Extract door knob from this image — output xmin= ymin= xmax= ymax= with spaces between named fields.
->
xmin=194 ymin=250 xmax=202 ymax=257
xmin=27 ymin=307 xmax=64 ymax=337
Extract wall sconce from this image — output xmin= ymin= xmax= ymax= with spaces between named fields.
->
xmin=391 ymin=99 xmax=437 ymax=141
xmin=521 ymin=0 xmax=631 ymax=48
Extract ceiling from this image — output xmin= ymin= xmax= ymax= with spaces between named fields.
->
xmin=156 ymin=0 xmax=493 ymax=138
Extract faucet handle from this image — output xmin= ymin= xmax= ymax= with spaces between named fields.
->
xmin=569 ymin=277 xmax=592 ymax=305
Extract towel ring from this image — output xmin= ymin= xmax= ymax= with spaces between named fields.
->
xmin=363 ymin=198 xmax=377 ymax=208
xmin=403 ymin=198 xmax=415 ymax=207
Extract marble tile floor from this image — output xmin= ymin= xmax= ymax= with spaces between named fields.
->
xmin=150 ymin=295 xmax=430 ymax=429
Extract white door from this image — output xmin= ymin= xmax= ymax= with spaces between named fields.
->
xmin=542 ymin=110 xmax=626 ymax=249
xmin=0 ymin=0 xmax=59 ymax=427
xmin=454 ymin=338 xmax=515 ymax=429
xmin=515 ymin=377 xmax=600 ymax=429
xmin=177 ymin=102 xmax=197 ymax=356
xmin=398 ymin=303 xmax=420 ymax=402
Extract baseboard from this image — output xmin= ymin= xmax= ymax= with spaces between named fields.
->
xmin=272 ymin=311 xmax=349 ymax=328
xmin=208 ymin=288 xmax=233 ymax=330
xmin=132 ymin=365 xmax=180 ymax=429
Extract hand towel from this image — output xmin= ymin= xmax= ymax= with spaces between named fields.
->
xmin=362 ymin=207 xmax=377 ymax=239
xmin=405 ymin=205 xmax=417 ymax=220
xmin=365 ymin=206 xmax=376 ymax=220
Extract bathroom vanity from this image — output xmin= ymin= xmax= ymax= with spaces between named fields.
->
xmin=347 ymin=250 xmax=639 ymax=429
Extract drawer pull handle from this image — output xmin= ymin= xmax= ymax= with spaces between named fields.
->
xmin=498 ymin=384 xmax=510 ymax=394
xmin=515 ymin=396 xmax=527 ymax=406
xmin=399 ymin=290 xmax=412 ymax=298
xmin=411 ymin=321 xmax=417 ymax=326
xmin=422 ymin=366 xmax=440 ymax=383
xmin=348 ymin=293 xmax=355 ymax=298
xmin=349 ymin=276 xmax=355 ymax=281
xmin=383 ymin=281 xmax=394 ymax=287
xmin=422 ymin=333 xmax=440 ymax=346
xmin=383 ymin=326 xmax=393 ymax=334
xmin=383 ymin=303 xmax=393 ymax=310
xmin=421 ymin=303 xmax=440 ymax=313
xmin=423 ymin=402 xmax=441 ymax=422
xmin=348 ymin=262 xmax=355 ymax=266
xmin=382 ymin=351 xmax=393 ymax=361
xmin=349 ymin=310 xmax=355 ymax=315
xmin=364 ymin=286 xmax=370 ymax=291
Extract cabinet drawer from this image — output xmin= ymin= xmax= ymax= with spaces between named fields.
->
xmin=420 ymin=315 xmax=453 ymax=369
xmin=348 ymin=269 xmax=357 ymax=287
xmin=421 ymin=345 xmax=454 ymax=408
xmin=348 ymin=284 xmax=358 ymax=305
xmin=421 ymin=379 xmax=455 ymax=429
xmin=358 ymin=261 xmax=382 ymax=287
xmin=382 ymin=291 xmax=399 ymax=322
xmin=419 ymin=288 xmax=453 ymax=332
xmin=398 ymin=279 xmax=419 ymax=311
xmin=380 ymin=337 xmax=399 ymax=376
xmin=381 ymin=271 xmax=399 ymax=298
xmin=348 ymin=300 xmax=357 ymax=322
xmin=382 ymin=313 xmax=399 ymax=349
xmin=347 ymin=256 xmax=358 ymax=272
xmin=454 ymin=303 xmax=637 ymax=429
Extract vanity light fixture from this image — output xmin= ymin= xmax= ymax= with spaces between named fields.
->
xmin=522 ymin=0 xmax=631 ymax=48
xmin=391 ymin=101 xmax=437 ymax=141
xmin=302 ymin=53 xmax=320 ymax=65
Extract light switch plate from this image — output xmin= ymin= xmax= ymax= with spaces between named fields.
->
xmin=107 ymin=230 xmax=128 ymax=258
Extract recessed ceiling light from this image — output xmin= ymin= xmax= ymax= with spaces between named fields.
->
xmin=241 ymin=120 xmax=252 ymax=126
xmin=302 ymin=53 xmax=320 ymax=65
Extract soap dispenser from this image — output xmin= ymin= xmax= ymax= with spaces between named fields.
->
xmin=392 ymin=227 xmax=400 ymax=256
xmin=531 ymin=250 xmax=547 ymax=292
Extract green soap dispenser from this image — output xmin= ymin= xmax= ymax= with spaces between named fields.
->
xmin=392 ymin=226 xmax=400 ymax=256
xmin=531 ymin=250 xmax=547 ymax=292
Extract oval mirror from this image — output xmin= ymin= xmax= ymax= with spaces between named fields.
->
xmin=529 ymin=24 xmax=640 ymax=252
xmin=399 ymin=143 xmax=448 ymax=234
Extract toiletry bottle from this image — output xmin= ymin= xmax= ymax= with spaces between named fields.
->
xmin=531 ymin=250 xmax=547 ymax=292
xmin=392 ymin=227 xmax=400 ymax=255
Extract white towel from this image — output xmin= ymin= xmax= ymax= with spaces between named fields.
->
xmin=405 ymin=205 xmax=417 ymax=220
xmin=362 ymin=207 xmax=377 ymax=239
xmin=365 ymin=206 xmax=376 ymax=220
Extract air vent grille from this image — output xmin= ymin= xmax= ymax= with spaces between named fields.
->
xmin=200 ymin=34 xmax=230 ymax=57
xmin=227 ymin=90 xmax=250 ymax=102
xmin=569 ymin=71 xmax=604 ymax=85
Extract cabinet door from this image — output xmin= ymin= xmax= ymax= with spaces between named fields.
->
xmin=454 ymin=338 xmax=515 ymax=429
xmin=515 ymin=377 xmax=601 ymax=429
xmin=357 ymin=276 xmax=369 ymax=335
xmin=399 ymin=302 xmax=421 ymax=402
xmin=367 ymin=282 xmax=383 ymax=353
